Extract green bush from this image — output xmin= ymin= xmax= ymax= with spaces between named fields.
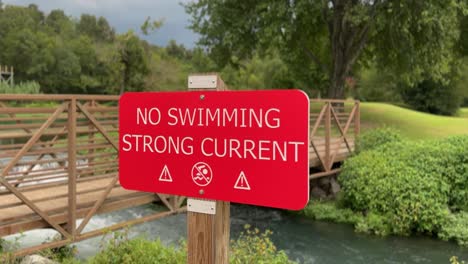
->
xmin=230 ymin=225 xmax=295 ymax=264
xmin=440 ymin=212 xmax=468 ymax=247
xmin=0 ymin=81 xmax=41 ymax=94
xmin=88 ymin=227 xmax=295 ymax=264
xmin=400 ymin=79 xmax=463 ymax=116
xmin=342 ymin=149 xmax=450 ymax=235
xmin=340 ymin=135 xmax=468 ymax=240
xmin=88 ymin=231 xmax=185 ymax=264
xmin=355 ymin=212 xmax=392 ymax=236
xmin=355 ymin=127 xmax=403 ymax=153
xmin=301 ymin=200 xmax=363 ymax=225
xmin=438 ymin=136 xmax=468 ymax=210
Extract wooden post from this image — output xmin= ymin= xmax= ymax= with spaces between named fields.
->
xmin=325 ymin=102 xmax=331 ymax=170
xmin=187 ymin=73 xmax=230 ymax=264
xmin=354 ymin=101 xmax=360 ymax=138
xmin=68 ymin=98 xmax=77 ymax=237
xmin=11 ymin=66 xmax=14 ymax=86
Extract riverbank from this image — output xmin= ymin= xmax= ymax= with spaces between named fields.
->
xmin=2 ymin=204 xmax=468 ymax=263
xmin=304 ymin=128 xmax=468 ymax=249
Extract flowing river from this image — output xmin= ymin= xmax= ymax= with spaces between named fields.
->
xmin=5 ymin=204 xmax=468 ymax=263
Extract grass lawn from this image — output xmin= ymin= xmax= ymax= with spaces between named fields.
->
xmin=459 ymin=108 xmax=468 ymax=118
xmin=360 ymin=103 xmax=468 ymax=139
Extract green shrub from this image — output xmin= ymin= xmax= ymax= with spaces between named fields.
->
xmin=88 ymin=227 xmax=294 ymax=264
xmin=438 ymin=136 xmax=468 ymax=210
xmin=400 ymin=79 xmax=463 ymax=116
xmin=230 ymin=225 xmax=295 ymax=264
xmin=341 ymin=135 xmax=468 ymax=239
xmin=355 ymin=127 xmax=403 ymax=153
xmin=88 ymin=231 xmax=185 ymax=264
xmin=355 ymin=212 xmax=392 ymax=236
xmin=440 ymin=212 xmax=468 ymax=247
xmin=301 ymin=200 xmax=363 ymax=225
xmin=341 ymin=141 xmax=452 ymax=235
xmin=0 ymin=81 xmax=41 ymax=94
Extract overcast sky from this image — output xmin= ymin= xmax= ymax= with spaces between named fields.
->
xmin=3 ymin=0 xmax=199 ymax=47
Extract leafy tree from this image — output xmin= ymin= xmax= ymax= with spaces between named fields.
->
xmin=117 ymin=31 xmax=150 ymax=94
xmin=97 ymin=16 xmax=115 ymax=42
xmin=166 ymin=40 xmax=191 ymax=60
xmin=185 ymin=0 xmax=466 ymax=98
xmin=77 ymin=14 xmax=98 ymax=38
xmin=45 ymin=9 xmax=73 ymax=35
xmin=2 ymin=29 xmax=54 ymax=82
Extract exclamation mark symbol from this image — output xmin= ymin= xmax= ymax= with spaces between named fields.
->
xmin=234 ymin=171 xmax=251 ymax=190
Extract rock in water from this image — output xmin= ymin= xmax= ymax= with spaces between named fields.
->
xmin=20 ymin=255 xmax=58 ymax=264
xmin=311 ymin=186 xmax=327 ymax=199
xmin=330 ymin=178 xmax=341 ymax=194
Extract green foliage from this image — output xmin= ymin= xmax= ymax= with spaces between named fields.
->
xmin=185 ymin=0 xmax=466 ymax=98
xmin=0 ymin=81 xmax=40 ymax=94
xmin=440 ymin=212 xmax=468 ymax=247
xmin=355 ymin=127 xmax=403 ymax=153
xmin=89 ymin=232 xmax=186 ymax=264
xmin=220 ymin=52 xmax=296 ymax=90
xmin=0 ymin=235 xmax=24 ymax=264
xmin=0 ymin=4 xmax=155 ymax=95
xmin=438 ymin=136 xmax=468 ymax=210
xmin=356 ymin=67 xmax=401 ymax=102
xmin=355 ymin=212 xmax=392 ymax=236
xmin=87 ymin=226 xmax=294 ymax=264
xmin=451 ymin=256 xmax=467 ymax=264
xmin=230 ymin=225 xmax=295 ymax=264
xmin=340 ymin=135 xmax=468 ymax=240
xmin=400 ymin=79 xmax=464 ymax=116
xmin=301 ymin=200 xmax=363 ymax=225
xmin=36 ymin=235 xmax=78 ymax=263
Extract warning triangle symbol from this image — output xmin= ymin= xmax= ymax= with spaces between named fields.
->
xmin=234 ymin=171 xmax=251 ymax=190
xmin=159 ymin=165 xmax=173 ymax=182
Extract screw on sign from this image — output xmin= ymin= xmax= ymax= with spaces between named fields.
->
xmin=191 ymin=162 xmax=213 ymax=187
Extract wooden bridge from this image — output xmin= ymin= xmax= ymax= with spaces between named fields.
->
xmin=0 ymin=94 xmax=359 ymax=256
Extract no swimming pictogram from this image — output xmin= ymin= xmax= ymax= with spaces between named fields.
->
xmin=191 ymin=162 xmax=213 ymax=186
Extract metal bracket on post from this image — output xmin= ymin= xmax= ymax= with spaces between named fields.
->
xmin=188 ymin=75 xmax=218 ymax=89
xmin=187 ymin=198 xmax=216 ymax=215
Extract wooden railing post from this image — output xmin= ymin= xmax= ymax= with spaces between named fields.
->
xmin=354 ymin=101 xmax=360 ymax=139
xmin=325 ymin=102 xmax=331 ymax=170
xmin=67 ymin=98 xmax=77 ymax=238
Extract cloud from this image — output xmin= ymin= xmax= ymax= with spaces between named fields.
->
xmin=74 ymin=0 xmax=97 ymax=9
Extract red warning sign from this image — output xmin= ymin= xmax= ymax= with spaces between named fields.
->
xmin=119 ymin=90 xmax=310 ymax=210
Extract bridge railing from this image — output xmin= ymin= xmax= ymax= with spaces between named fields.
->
xmin=0 ymin=94 xmax=184 ymax=256
xmin=309 ymin=99 xmax=360 ymax=178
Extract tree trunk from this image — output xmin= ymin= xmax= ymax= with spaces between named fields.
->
xmin=328 ymin=60 xmax=347 ymax=99
xmin=328 ymin=0 xmax=348 ymax=100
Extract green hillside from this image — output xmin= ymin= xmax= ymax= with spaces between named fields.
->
xmin=360 ymin=103 xmax=468 ymax=139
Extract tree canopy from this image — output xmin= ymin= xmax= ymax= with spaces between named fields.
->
xmin=185 ymin=0 xmax=467 ymax=98
xmin=0 ymin=4 xmax=157 ymax=94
